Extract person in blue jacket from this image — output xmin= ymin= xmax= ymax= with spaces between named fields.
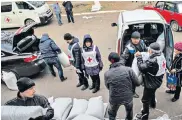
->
xmin=39 ymin=33 xmax=67 ymax=81
xmin=53 ymin=2 xmax=63 ymax=25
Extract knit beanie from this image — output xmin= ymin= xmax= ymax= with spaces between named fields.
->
xmin=149 ymin=42 xmax=161 ymax=53
xmin=174 ymin=42 xmax=182 ymax=51
xmin=17 ymin=77 xmax=35 ymax=92
xmin=108 ymin=52 xmax=120 ymax=63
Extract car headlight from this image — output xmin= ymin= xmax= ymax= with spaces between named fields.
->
xmin=38 ymin=12 xmax=46 ymax=17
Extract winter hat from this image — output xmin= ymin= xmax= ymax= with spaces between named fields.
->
xmin=131 ymin=31 xmax=141 ymax=39
xmin=64 ymin=33 xmax=73 ymax=40
xmin=149 ymin=42 xmax=161 ymax=53
xmin=108 ymin=52 xmax=120 ymax=63
xmin=174 ymin=42 xmax=182 ymax=51
xmin=17 ymin=77 xmax=35 ymax=92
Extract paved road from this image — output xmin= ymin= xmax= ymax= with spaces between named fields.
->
xmin=1 ymin=13 xmax=182 ymax=119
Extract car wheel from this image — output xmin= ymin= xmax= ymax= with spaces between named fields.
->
xmin=25 ymin=19 xmax=35 ymax=26
xmin=170 ymin=21 xmax=179 ymax=32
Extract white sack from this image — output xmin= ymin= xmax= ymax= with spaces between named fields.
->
xmin=1 ymin=106 xmax=45 ymax=120
xmin=72 ymin=114 xmax=100 ymax=120
xmin=51 ymin=98 xmax=72 ymax=120
xmin=132 ymin=52 xmax=149 ymax=83
xmin=66 ymin=98 xmax=88 ymax=120
xmin=58 ymin=52 xmax=71 ymax=68
xmin=2 ymin=71 xmax=18 ymax=91
xmin=85 ymin=96 xmax=104 ymax=120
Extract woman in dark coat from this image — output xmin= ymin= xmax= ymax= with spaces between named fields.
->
xmin=81 ymin=34 xmax=103 ymax=93
xmin=170 ymin=42 xmax=182 ymax=102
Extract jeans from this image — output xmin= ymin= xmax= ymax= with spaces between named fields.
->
xmin=141 ymin=88 xmax=157 ymax=120
xmin=44 ymin=57 xmax=64 ymax=79
xmin=108 ymin=101 xmax=133 ymax=120
xmin=55 ymin=13 xmax=62 ymax=25
xmin=66 ymin=10 xmax=74 ymax=23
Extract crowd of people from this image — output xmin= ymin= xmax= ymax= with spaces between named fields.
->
xmin=4 ymin=29 xmax=182 ymax=120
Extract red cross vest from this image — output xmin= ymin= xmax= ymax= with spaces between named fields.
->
xmin=82 ymin=45 xmax=99 ymax=67
xmin=156 ymin=53 xmax=166 ymax=76
xmin=68 ymin=43 xmax=77 ymax=61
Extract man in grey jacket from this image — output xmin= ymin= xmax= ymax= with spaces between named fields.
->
xmin=105 ymin=52 xmax=141 ymax=120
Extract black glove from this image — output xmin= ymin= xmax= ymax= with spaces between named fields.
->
xmin=29 ymin=116 xmax=44 ymax=120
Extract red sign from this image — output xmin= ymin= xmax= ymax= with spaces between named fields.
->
xmin=5 ymin=17 xmax=11 ymax=23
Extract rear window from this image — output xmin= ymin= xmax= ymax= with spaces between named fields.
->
xmin=28 ymin=1 xmax=45 ymax=8
xmin=1 ymin=2 xmax=12 ymax=12
xmin=178 ymin=4 xmax=182 ymax=13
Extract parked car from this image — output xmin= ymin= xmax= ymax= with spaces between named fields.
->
xmin=144 ymin=1 xmax=182 ymax=32
xmin=111 ymin=9 xmax=174 ymax=70
xmin=1 ymin=49 xmax=46 ymax=79
xmin=1 ymin=1 xmax=53 ymax=28
xmin=1 ymin=22 xmax=40 ymax=54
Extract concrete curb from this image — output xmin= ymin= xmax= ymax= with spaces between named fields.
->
xmin=56 ymin=10 xmax=126 ymax=17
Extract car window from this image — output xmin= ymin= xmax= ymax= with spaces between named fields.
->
xmin=1 ymin=2 xmax=12 ymax=12
xmin=28 ymin=1 xmax=45 ymax=8
xmin=16 ymin=2 xmax=34 ymax=10
xmin=164 ymin=2 xmax=175 ymax=12
xmin=178 ymin=3 xmax=182 ymax=13
xmin=156 ymin=2 xmax=165 ymax=9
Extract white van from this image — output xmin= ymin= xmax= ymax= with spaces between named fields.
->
xmin=1 ymin=1 xmax=53 ymax=28
xmin=111 ymin=10 xmax=174 ymax=70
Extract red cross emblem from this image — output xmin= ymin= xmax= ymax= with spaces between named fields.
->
xmin=162 ymin=61 xmax=166 ymax=68
xmin=87 ymin=57 xmax=92 ymax=63
xmin=5 ymin=17 xmax=11 ymax=23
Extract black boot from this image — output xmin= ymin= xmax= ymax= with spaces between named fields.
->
xmin=89 ymin=79 xmax=96 ymax=90
xmin=166 ymin=90 xmax=175 ymax=94
xmin=60 ymin=77 xmax=67 ymax=82
xmin=81 ymin=85 xmax=88 ymax=91
xmin=171 ymin=97 xmax=179 ymax=102
xmin=76 ymin=82 xmax=83 ymax=87
xmin=92 ymin=78 xmax=100 ymax=93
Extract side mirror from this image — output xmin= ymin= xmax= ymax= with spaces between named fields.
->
xmin=29 ymin=7 xmax=34 ymax=10
xmin=111 ymin=23 xmax=117 ymax=27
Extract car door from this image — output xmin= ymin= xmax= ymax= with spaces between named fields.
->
xmin=1 ymin=2 xmax=21 ymax=28
xmin=163 ymin=2 xmax=176 ymax=24
xmin=15 ymin=1 xmax=40 ymax=26
xmin=164 ymin=24 xmax=174 ymax=70
xmin=154 ymin=1 xmax=165 ymax=15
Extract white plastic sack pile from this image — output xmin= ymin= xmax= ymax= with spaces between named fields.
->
xmin=51 ymin=98 xmax=72 ymax=120
xmin=66 ymin=98 xmax=88 ymax=120
xmin=132 ymin=52 xmax=149 ymax=83
xmin=85 ymin=96 xmax=104 ymax=120
xmin=73 ymin=114 xmax=100 ymax=120
xmin=57 ymin=52 xmax=71 ymax=68
xmin=1 ymin=106 xmax=46 ymax=120
xmin=2 ymin=71 xmax=18 ymax=91
xmin=154 ymin=114 xmax=171 ymax=120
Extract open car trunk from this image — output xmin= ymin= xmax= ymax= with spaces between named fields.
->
xmin=1 ymin=22 xmax=40 ymax=54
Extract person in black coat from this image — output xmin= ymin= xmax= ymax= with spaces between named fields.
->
xmin=122 ymin=31 xmax=148 ymax=98
xmin=170 ymin=42 xmax=182 ymax=102
xmin=5 ymin=77 xmax=54 ymax=120
xmin=135 ymin=42 xmax=166 ymax=120
xmin=105 ymin=52 xmax=140 ymax=120
xmin=64 ymin=33 xmax=88 ymax=91
xmin=62 ymin=1 xmax=74 ymax=23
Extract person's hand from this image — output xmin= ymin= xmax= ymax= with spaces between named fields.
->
xmin=76 ymin=69 xmax=82 ymax=73
xmin=171 ymin=69 xmax=176 ymax=73
xmin=135 ymin=51 xmax=141 ymax=57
